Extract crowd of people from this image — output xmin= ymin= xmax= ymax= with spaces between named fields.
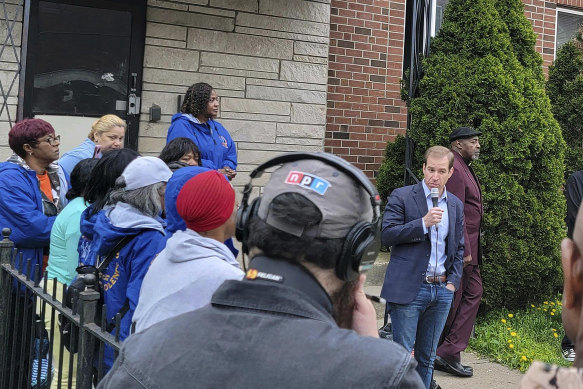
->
xmin=1 ymin=80 xmax=582 ymax=389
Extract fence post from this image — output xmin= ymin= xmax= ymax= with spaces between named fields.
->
xmin=76 ymin=274 xmax=100 ymax=389
xmin=0 ymin=228 xmax=14 ymax=381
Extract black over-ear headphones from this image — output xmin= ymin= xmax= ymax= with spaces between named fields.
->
xmin=235 ymin=152 xmax=382 ymax=282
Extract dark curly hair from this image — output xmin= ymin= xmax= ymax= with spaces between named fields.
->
xmin=247 ymin=193 xmax=344 ymax=269
xmin=180 ymin=82 xmax=213 ymax=117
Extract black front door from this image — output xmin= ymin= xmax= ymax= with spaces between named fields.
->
xmin=22 ymin=0 xmax=146 ymax=150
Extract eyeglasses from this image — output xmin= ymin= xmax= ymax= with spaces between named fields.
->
xmin=34 ymin=135 xmax=61 ymax=146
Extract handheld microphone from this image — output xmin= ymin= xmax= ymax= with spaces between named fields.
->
xmin=430 ymin=187 xmax=439 ymax=208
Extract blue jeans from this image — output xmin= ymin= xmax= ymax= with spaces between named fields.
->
xmin=387 ymin=282 xmax=454 ymax=388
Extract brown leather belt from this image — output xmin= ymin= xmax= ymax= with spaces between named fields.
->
xmin=424 ymin=274 xmax=447 ymax=284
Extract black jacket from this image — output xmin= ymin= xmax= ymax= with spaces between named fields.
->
xmin=565 ymin=171 xmax=583 ymax=239
xmin=98 ymin=256 xmax=423 ymax=389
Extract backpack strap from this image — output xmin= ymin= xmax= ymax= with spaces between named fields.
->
xmin=96 ymin=236 xmax=135 ymax=333
xmin=96 ymin=235 xmax=135 ymax=272
xmin=106 ymin=299 xmax=130 ymax=333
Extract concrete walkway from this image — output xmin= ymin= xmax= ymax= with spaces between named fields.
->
xmin=366 ymin=252 xmax=523 ymax=388
xmin=434 ymin=352 xmax=522 ymax=388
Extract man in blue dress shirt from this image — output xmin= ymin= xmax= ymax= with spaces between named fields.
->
xmin=380 ymin=145 xmax=465 ymax=389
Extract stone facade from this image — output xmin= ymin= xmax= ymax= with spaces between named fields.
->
xmin=139 ymin=0 xmax=331 ymax=189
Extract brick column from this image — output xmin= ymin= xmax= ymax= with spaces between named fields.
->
xmin=325 ymin=0 xmax=407 ymax=180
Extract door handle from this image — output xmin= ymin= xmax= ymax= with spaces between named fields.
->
xmin=130 ymin=73 xmax=138 ymax=92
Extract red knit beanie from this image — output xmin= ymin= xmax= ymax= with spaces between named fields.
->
xmin=176 ymin=170 xmax=235 ymax=232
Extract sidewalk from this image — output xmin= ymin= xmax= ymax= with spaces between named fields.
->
xmin=365 ymin=252 xmax=523 ymax=388
xmin=433 ymin=352 xmax=523 ymax=388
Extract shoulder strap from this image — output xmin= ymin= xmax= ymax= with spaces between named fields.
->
xmin=96 ymin=235 xmax=135 ymax=272
xmin=106 ymin=299 xmax=130 ymax=333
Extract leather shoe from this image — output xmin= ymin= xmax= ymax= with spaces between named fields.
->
xmin=434 ymin=355 xmax=473 ymax=377
xmin=430 ymin=379 xmax=441 ymax=389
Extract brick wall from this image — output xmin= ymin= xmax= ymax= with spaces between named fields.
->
xmin=0 ymin=0 xmax=23 ymax=161
xmin=325 ymin=0 xmax=407 ymax=180
xmin=524 ymin=0 xmax=583 ymax=72
xmin=139 ymin=0 xmax=331 ymax=189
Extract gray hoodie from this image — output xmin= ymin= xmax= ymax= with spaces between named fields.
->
xmin=133 ymin=229 xmax=243 ymax=333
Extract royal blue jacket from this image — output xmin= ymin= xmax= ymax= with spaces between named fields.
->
xmin=166 ymin=114 xmax=237 ymax=170
xmin=163 ymin=166 xmax=239 ymax=258
xmin=164 ymin=166 xmax=210 ymax=238
xmin=78 ymin=202 xmax=166 ymax=368
xmin=0 ymin=158 xmax=69 ymax=281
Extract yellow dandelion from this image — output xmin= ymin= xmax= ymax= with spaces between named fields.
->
xmin=544 ymin=309 xmax=548 ymax=312
xmin=537 ymin=308 xmax=541 ymax=310
xmin=507 ymin=327 xmax=511 ymax=330
xmin=544 ymin=301 xmax=548 ymax=305
xmin=509 ymin=344 xmax=514 ymax=349
xmin=551 ymin=312 xmax=555 ymax=316
xmin=554 ymin=333 xmax=559 ymax=338
xmin=521 ymin=356 xmax=527 ymax=361
xmin=501 ymin=319 xmax=507 ymax=323
xmin=511 ymin=332 xmax=517 ymax=337
xmin=552 ymin=328 xmax=557 ymax=332
xmin=550 ymin=302 xmax=555 ymax=306
xmin=531 ymin=304 xmax=535 ymax=308
xmin=552 ymin=309 xmax=556 ymax=312
xmin=558 ymin=302 xmax=563 ymax=306
xmin=507 ymin=339 xmax=512 ymax=343
xmin=508 ymin=313 xmax=514 ymax=318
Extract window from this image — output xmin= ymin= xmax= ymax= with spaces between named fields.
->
xmin=432 ymin=0 xmax=450 ymax=37
xmin=556 ymin=8 xmax=583 ymax=53
xmin=30 ymin=2 xmax=132 ymax=116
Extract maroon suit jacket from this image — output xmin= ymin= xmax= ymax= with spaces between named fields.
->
xmin=447 ymin=151 xmax=483 ymax=265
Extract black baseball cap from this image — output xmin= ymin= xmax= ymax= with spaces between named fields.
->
xmin=449 ymin=127 xmax=482 ymax=142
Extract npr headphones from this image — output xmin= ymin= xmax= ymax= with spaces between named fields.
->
xmin=235 ymin=152 xmax=382 ymax=282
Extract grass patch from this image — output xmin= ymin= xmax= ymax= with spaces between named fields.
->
xmin=468 ymin=297 xmax=571 ymax=372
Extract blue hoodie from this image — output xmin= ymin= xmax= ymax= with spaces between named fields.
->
xmin=164 ymin=166 xmax=239 ymax=258
xmin=0 ymin=157 xmax=69 ymax=281
xmin=79 ymin=202 xmax=166 ymax=369
xmin=165 ymin=166 xmax=210 ymax=238
xmin=166 ymin=114 xmax=237 ymax=170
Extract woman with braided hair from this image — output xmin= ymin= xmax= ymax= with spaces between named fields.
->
xmin=166 ymin=82 xmax=237 ymax=180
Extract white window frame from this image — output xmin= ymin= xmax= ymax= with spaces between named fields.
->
xmin=430 ymin=0 xmax=451 ymax=37
xmin=555 ymin=6 xmax=583 ymax=58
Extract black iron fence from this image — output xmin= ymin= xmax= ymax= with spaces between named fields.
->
xmin=0 ymin=228 xmax=124 ymax=388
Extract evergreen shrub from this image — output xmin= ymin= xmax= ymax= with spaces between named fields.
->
xmin=547 ymin=27 xmax=583 ymax=180
xmin=379 ymin=0 xmax=566 ymax=310
xmin=376 ymin=135 xmax=407 ymax=204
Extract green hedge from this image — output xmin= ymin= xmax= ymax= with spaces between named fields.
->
xmin=547 ymin=28 xmax=583 ymax=180
xmin=379 ymin=0 xmax=565 ymax=310
xmin=376 ymin=135 xmax=407 ymax=203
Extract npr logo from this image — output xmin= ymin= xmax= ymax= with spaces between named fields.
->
xmin=284 ymin=171 xmax=330 ymax=195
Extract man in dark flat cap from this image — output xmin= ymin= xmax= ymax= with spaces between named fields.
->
xmin=434 ymin=127 xmax=483 ymax=378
